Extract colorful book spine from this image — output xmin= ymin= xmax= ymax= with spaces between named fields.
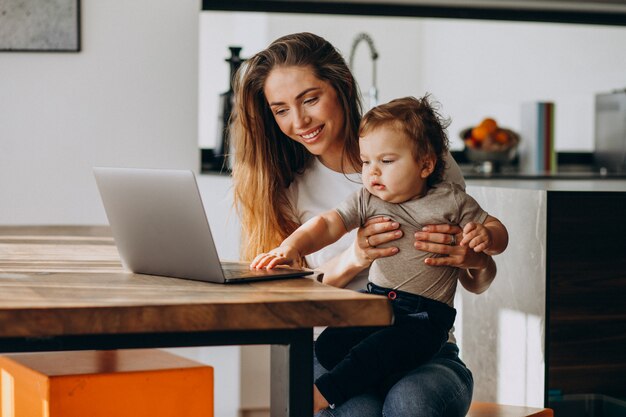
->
xmin=521 ymin=101 xmax=556 ymax=174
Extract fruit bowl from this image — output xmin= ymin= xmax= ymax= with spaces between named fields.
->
xmin=460 ymin=118 xmax=520 ymax=165
xmin=461 ymin=127 xmax=520 ymax=163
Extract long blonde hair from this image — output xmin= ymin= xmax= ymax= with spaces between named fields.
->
xmin=231 ymin=32 xmax=362 ymax=260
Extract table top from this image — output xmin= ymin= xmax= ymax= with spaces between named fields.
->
xmin=0 ymin=226 xmax=392 ymax=339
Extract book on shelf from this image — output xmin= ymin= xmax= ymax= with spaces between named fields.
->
xmin=520 ymin=101 xmax=556 ymax=174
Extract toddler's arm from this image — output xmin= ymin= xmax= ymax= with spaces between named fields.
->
xmin=250 ymin=210 xmax=348 ymax=269
xmin=460 ymin=215 xmax=508 ymax=256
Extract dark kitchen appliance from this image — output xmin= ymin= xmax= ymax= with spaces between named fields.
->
xmin=203 ymin=46 xmax=245 ymax=172
xmin=594 ymin=89 xmax=626 ymax=173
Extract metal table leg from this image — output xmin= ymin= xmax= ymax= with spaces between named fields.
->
xmin=271 ymin=328 xmax=313 ymax=417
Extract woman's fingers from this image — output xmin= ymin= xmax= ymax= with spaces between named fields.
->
xmin=415 ymin=224 xmax=462 ymax=247
xmin=412 ymin=223 xmax=493 ymax=269
xmin=419 ymin=242 xmax=489 ymax=269
xmin=421 ymin=224 xmax=463 ymax=235
xmin=363 ymin=216 xmax=392 ymax=227
xmin=361 ymin=217 xmax=401 ymax=248
xmin=365 ymin=245 xmax=399 ymax=259
xmin=422 ymin=244 xmax=468 ymax=267
xmin=414 ymin=240 xmax=455 ymax=255
xmin=367 ymin=229 xmax=403 ymax=247
xmin=353 ymin=217 xmax=401 ymax=266
xmin=415 ymin=231 xmax=457 ymax=246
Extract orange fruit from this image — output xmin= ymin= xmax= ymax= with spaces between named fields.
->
xmin=494 ymin=129 xmax=509 ymax=144
xmin=471 ymin=126 xmax=488 ymax=141
xmin=479 ymin=118 xmax=498 ymax=134
xmin=464 ymin=138 xmax=476 ymax=148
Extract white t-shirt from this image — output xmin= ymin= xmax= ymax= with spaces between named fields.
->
xmin=289 ymin=158 xmax=368 ymax=290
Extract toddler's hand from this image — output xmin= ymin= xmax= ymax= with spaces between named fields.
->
xmin=460 ymin=222 xmax=491 ymax=253
xmin=250 ymin=245 xmax=301 ymax=269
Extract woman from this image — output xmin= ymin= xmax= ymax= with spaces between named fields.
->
xmin=232 ymin=32 xmax=497 ymax=416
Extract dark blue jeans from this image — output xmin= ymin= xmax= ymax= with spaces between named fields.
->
xmin=315 ymin=283 xmax=457 ymax=408
xmin=314 ymin=342 xmax=473 ymax=417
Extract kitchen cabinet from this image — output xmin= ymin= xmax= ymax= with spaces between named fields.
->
xmin=462 ymin=179 xmax=626 ymax=407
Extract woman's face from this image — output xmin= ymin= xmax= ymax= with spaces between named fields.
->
xmin=263 ymin=65 xmax=345 ymax=169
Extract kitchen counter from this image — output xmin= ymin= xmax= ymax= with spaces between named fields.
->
xmin=456 ymin=151 xmax=626 ymax=182
xmin=464 ymin=172 xmax=626 ymax=181
xmin=459 ymin=181 xmax=626 ymax=407
xmin=467 ymin=177 xmax=626 ymax=191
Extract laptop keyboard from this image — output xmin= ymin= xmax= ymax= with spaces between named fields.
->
xmin=222 ymin=266 xmax=253 ymax=279
xmin=221 ymin=262 xmax=305 ymax=279
xmin=221 ymin=263 xmax=267 ymax=278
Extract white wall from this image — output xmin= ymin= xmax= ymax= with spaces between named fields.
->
xmin=0 ymin=0 xmax=199 ymax=225
xmin=199 ymin=13 xmax=626 ymax=152
xmin=0 ymin=2 xmax=241 ymax=416
xmin=420 ymin=19 xmax=626 ymax=151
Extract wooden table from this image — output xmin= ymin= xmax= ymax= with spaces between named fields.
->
xmin=0 ymin=226 xmax=392 ymax=417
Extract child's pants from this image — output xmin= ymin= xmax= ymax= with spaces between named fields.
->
xmin=314 ymin=282 xmax=456 ymax=408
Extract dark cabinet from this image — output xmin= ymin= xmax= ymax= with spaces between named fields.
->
xmin=547 ymin=191 xmax=626 ymax=398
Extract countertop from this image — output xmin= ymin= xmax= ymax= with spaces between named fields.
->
xmin=467 ymin=177 xmax=626 ymax=191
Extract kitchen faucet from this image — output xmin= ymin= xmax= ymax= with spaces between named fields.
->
xmin=349 ymin=32 xmax=379 ymax=109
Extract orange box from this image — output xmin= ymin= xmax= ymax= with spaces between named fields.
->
xmin=0 ymin=349 xmax=213 ymax=417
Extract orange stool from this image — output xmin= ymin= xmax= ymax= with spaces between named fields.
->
xmin=0 ymin=349 xmax=213 ymax=417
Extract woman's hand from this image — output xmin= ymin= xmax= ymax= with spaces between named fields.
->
xmin=414 ymin=224 xmax=489 ymax=270
xmin=316 ymin=216 xmax=402 ymax=288
xmin=354 ymin=216 xmax=402 ymax=268
xmin=414 ymin=224 xmax=496 ymax=294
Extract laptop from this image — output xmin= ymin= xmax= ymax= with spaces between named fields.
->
xmin=93 ymin=167 xmax=314 ymax=283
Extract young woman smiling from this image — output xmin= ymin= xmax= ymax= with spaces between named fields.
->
xmin=231 ymin=32 xmax=497 ymax=416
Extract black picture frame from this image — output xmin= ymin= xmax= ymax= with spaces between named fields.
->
xmin=0 ymin=0 xmax=81 ymax=52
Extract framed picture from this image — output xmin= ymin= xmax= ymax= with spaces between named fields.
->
xmin=0 ymin=0 xmax=80 ymax=52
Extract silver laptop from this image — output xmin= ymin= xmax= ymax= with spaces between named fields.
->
xmin=93 ymin=167 xmax=313 ymax=283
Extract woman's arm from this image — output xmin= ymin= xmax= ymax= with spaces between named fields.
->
xmin=318 ymin=219 xmax=497 ymax=294
xmin=458 ymin=255 xmax=497 ymax=294
xmin=414 ymin=224 xmax=497 ymax=294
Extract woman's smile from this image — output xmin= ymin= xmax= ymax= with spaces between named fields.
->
xmin=300 ymin=125 xmax=324 ymax=142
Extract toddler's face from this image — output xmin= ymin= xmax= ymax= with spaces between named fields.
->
xmin=360 ymin=126 xmax=433 ymax=203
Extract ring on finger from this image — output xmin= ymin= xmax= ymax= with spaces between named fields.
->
xmin=450 ymin=234 xmax=457 ymax=246
xmin=365 ymin=237 xmax=373 ymax=248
